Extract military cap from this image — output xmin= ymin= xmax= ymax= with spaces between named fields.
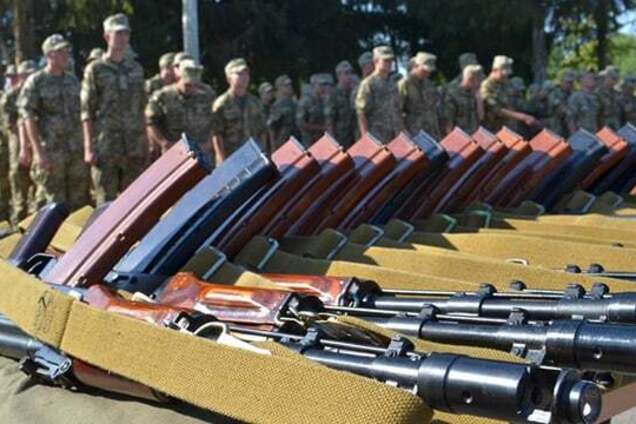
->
xmin=42 ymin=34 xmax=71 ymax=55
xmin=319 ymin=73 xmax=334 ymax=85
xmin=224 ymin=58 xmax=249 ymax=77
xmin=458 ymin=52 xmax=478 ymax=69
xmin=462 ymin=64 xmax=484 ymax=80
xmin=259 ymin=81 xmax=274 ymax=96
xmin=173 ymin=52 xmax=194 ymax=66
xmin=88 ymin=47 xmax=104 ymax=62
xmin=335 ymin=60 xmax=353 ymax=74
xmin=623 ymin=74 xmax=636 ymax=86
xmin=309 ymin=74 xmax=322 ymax=85
xmin=275 ymin=74 xmax=292 ymax=88
xmin=559 ymin=69 xmax=577 ymax=83
xmin=541 ymin=80 xmax=554 ymax=92
xmin=179 ymin=59 xmax=203 ymax=83
xmin=373 ymin=45 xmax=395 ymax=60
xmin=412 ymin=52 xmax=437 ymax=72
xmin=358 ymin=51 xmax=373 ymax=67
xmin=103 ymin=13 xmax=131 ymax=33
xmin=492 ymin=55 xmax=513 ymax=73
xmin=159 ymin=52 xmax=176 ymax=69
xmin=17 ymin=60 xmax=37 ymax=75
xmin=4 ymin=64 xmax=16 ymax=76
xmin=510 ymin=76 xmax=526 ymax=91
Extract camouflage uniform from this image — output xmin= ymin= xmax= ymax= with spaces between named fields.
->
xmin=443 ymin=84 xmax=480 ymax=134
xmin=398 ymin=75 xmax=441 ymax=139
xmin=146 ymin=83 xmax=216 ymax=160
xmin=296 ymin=90 xmax=327 ymax=146
xmin=546 ymin=86 xmax=571 ymax=136
xmin=18 ymin=69 xmax=88 ymax=210
xmin=212 ymin=91 xmax=266 ymax=156
xmin=596 ymin=85 xmax=622 ymax=130
xmin=480 ymin=76 xmax=513 ymax=132
xmin=325 ymin=85 xmax=356 ymax=148
xmin=145 ymin=74 xmax=165 ymax=98
xmin=268 ymin=97 xmax=298 ymax=150
xmin=81 ymin=56 xmax=146 ymax=204
xmin=355 ymin=73 xmax=401 ymax=143
xmin=0 ymin=90 xmax=10 ymax=222
xmin=618 ymin=76 xmax=636 ymax=126
xmin=567 ymin=91 xmax=600 ymax=133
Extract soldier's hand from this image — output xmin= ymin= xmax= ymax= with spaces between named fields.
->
xmin=84 ymin=149 xmax=97 ymax=166
xmin=19 ymin=148 xmax=32 ymax=168
xmin=36 ymin=153 xmax=52 ymax=173
xmin=522 ymin=114 xmax=540 ymax=127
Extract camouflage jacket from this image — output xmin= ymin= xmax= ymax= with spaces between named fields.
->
xmin=296 ymin=93 xmax=326 ymax=146
xmin=480 ymin=76 xmax=513 ymax=132
xmin=145 ymin=73 xmax=166 ymax=98
xmin=567 ymin=91 xmax=600 ymax=133
xmin=619 ymin=92 xmax=636 ymax=126
xmin=1 ymin=84 xmax=22 ymax=135
xmin=596 ymin=86 xmax=622 ymax=130
xmin=355 ymin=72 xmax=401 ymax=143
xmin=398 ymin=75 xmax=441 ymax=140
xmin=212 ymin=90 xmax=266 ymax=155
xmin=146 ymin=83 xmax=216 ymax=146
xmin=325 ymin=85 xmax=356 ymax=148
xmin=268 ymin=96 xmax=298 ymax=150
xmin=443 ymin=84 xmax=479 ymax=135
xmin=546 ymin=87 xmax=571 ymax=136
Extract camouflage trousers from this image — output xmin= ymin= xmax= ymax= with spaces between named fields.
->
xmin=31 ymin=149 xmax=90 ymax=212
xmin=0 ymin=134 xmax=10 ymax=223
xmin=7 ymin=133 xmax=34 ymax=225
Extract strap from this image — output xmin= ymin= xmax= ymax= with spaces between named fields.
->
xmin=0 ymin=259 xmax=431 ymax=424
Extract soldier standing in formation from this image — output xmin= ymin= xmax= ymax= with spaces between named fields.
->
xmin=618 ymin=74 xmax=636 ymax=126
xmin=355 ymin=46 xmax=402 ymax=143
xmin=212 ymin=58 xmax=266 ymax=162
xmin=82 ymin=14 xmax=146 ymax=205
xmin=546 ymin=69 xmax=576 ymax=136
xmin=326 ymin=60 xmax=356 ymax=148
xmin=268 ymin=75 xmax=298 ymax=150
xmin=0 ymin=66 xmax=17 ymax=222
xmin=596 ymin=66 xmax=622 ymax=130
xmin=449 ymin=52 xmax=479 ymax=86
xmin=146 ymin=59 xmax=216 ymax=163
xmin=399 ymin=52 xmax=441 ymax=139
xmin=567 ymin=71 xmax=599 ymax=134
xmin=297 ymin=73 xmax=332 ymax=146
xmin=18 ymin=34 xmax=88 ymax=210
xmin=443 ymin=64 xmax=484 ymax=135
xmin=145 ymin=52 xmax=176 ymax=97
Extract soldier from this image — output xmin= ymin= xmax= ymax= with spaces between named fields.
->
xmin=296 ymin=74 xmax=331 ymax=146
xmin=399 ymin=52 xmax=441 ymax=139
xmin=212 ymin=58 xmax=266 ymax=162
xmin=355 ymin=46 xmax=402 ymax=142
xmin=145 ymin=52 xmax=176 ymax=97
xmin=1 ymin=60 xmax=36 ymax=225
xmin=0 ymin=65 xmax=19 ymax=221
xmin=358 ymin=52 xmax=374 ymax=79
xmin=449 ymin=52 xmax=479 ymax=86
xmin=82 ymin=13 xmax=146 ymax=205
xmin=567 ymin=71 xmax=600 ymax=134
xmin=618 ymin=74 xmax=636 ymax=126
xmin=18 ymin=34 xmax=88 ymax=211
xmin=259 ymin=82 xmax=274 ymax=117
xmin=3 ymin=65 xmax=19 ymax=91
xmin=480 ymin=55 xmax=538 ymax=133
xmin=596 ymin=66 xmax=622 ymax=130
xmin=326 ymin=60 xmax=356 ymax=147
xmin=546 ymin=69 xmax=576 ymax=136
xmin=146 ymin=59 xmax=216 ymax=163
xmin=443 ymin=64 xmax=484 ymax=135
xmin=268 ymin=75 xmax=299 ymax=151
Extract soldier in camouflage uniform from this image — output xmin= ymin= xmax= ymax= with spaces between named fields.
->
xmin=443 ymin=64 xmax=484 ymax=135
xmin=146 ymin=59 xmax=216 ymax=164
xmin=326 ymin=61 xmax=356 ymax=147
xmin=618 ymin=74 xmax=636 ymax=126
xmin=297 ymin=74 xmax=332 ymax=146
xmin=82 ymin=14 xmax=146 ymax=205
xmin=1 ymin=60 xmax=36 ymax=225
xmin=546 ymin=69 xmax=576 ymax=136
xmin=449 ymin=52 xmax=479 ymax=86
xmin=3 ymin=65 xmax=19 ymax=91
xmin=212 ymin=58 xmax=266 ymax=161
xmin=358 ymin=52 xmax=374 ymax=80
xmin=268 ymin=75 xmax=299 ymax=150
xmin=480 ymin=55 xmax=538 ymax=133
xmin=0 ymin=66 xmax=18 ymax=222
xmin=18 ymin=34 xmax=88 ymax=211
xmin=145 ymin=53 xmax=176 ymax=97
xmin=355 ymin=46 xmax=402 ymax=143
xmin=567 ymin=71 xmax=600 ymax=134
xmin=596 ymin=66 xmax=622 ymax=130
xmin=398 ymin=52 xmax=441 ymax=139
xmin=259 ymin=82 xmax=274 ymax=118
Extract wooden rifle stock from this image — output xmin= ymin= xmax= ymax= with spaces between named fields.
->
xmin=591 ymin=123 xmax=636 ymax=194
xmin=44 ymin=136 xmax=211 ymax=287
xmin=579 ymin=127 xmax=629 ymax=190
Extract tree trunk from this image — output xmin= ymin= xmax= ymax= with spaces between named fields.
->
xmin=594 ymin=0 xmax=609 ymax=69
xmin=12 ymin=0 xmax=36 ymax=63
xmin=530 ymin=2 xmax=548 ymax=83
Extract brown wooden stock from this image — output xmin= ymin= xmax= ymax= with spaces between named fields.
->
xmin=311 ymin=133 xmax=397 ymax=234
xmin=45 ymin=139 xmax=210 ymax=287
xmin=262 ymin=273 xmax=352 ymax=305
xmin=263 ymin=134 xmax=355 ymax=238
xmin=338 ymin=133 xmax=429 ymax=230
xmin=579 ymin=127 xmax=629 ymax=190
xmin=157 ymin=273 xmax=296 ymax=326
xmin=403 ymin=128 xmax=483 ymax=219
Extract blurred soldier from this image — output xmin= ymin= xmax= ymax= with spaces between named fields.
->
xmin=326 ymin=60 xmax=356 ymax=147
xmin=297 ymin=73 xmax=332 ymax=146
xmin=3 ymin=65 xmax=19 ymax=91
xmin=546 ymin=69 xmax=576 ymax=136
xmin=268 ymin=75 xmax=299 ymax=150
xmin=399 ymin=52 xmax=441 ymax=139
xmin=82 ymin=13 xmax=146 ymax=205
xmin=567 ymin=71 xmax=600 ymax=134
xmin=618 ymin=74 xmax=636 ymax=126
xmin=0 ymin=65 xmax=20 ymax=221
xmin=172 ymin=52 xmax=194 ymax=80
xmin=596 ymin=66 xmax=621 ymax=130
xmin=145 ymin=52 xmax=176 ymax=97
xmin=146 ymin=59 xmax=216 ymax=163
xmin=212 ymin=58 xmax=266 ymax=162
xmin=443 ymin=64 xmax=484 ymax=135
xmin=18 ymin=34 xmax=88 ymax=211
xmin=358 ymin=52 xmax=374 ymax=79
xmin=449 ymin=52 xmax=479 ymax=86
xmin=259 ymin=82 xmax=274 ymax=118
xmin=480 ymin=55 xmax=538 ymax=133
xmin=355 ymin=46 xmax=402 ymax=142
xmin=1 ymin=60 xmax=36 ymax=224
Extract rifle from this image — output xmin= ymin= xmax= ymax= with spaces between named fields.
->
xmin=564 ymin=263 xmax=636 ymax=282
xmin=103 ymin=139 xmax=276 ymax=294
xmin=8 ymin=203 xmax=69 ymax=269
xmin=43 ymin=135 xmax=211 ymax=287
